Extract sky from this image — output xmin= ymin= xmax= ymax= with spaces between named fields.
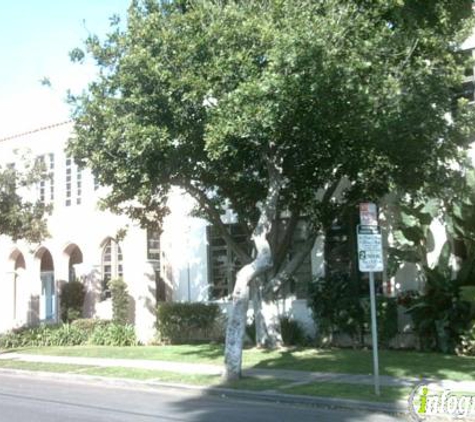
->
xmin=0 ymin=0 xmax=132 ymax=139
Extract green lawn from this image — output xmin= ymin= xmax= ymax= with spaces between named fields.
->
xmin=288 ymin=382 xmax=411 ymax=403
xmin=8 ymin=345 xmax=475 ymax=381
xmin=9 ymin=344 xmax=224 ymax=364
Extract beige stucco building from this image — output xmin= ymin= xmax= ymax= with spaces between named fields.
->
xmin=0 ymin=122 xmax=326 ymax=343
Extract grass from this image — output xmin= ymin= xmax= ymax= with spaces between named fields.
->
xmin=0 ymin=360 xmax=91 ymax=373
xmin=288 ymin=382 xmax=412 ymax=403
xmin=0 ymin=359 xmax=221 ymax=385
xmin=0 ymin=358 xmax=411 ymax=403
xmin=9 ymin=344 xmax=224 ymax=364
xmin=225 ymin=377 xmax=290 ymax=391
xmin=243 ymin=348 xmax=475 ymax=381
xmin=10 ymin=344 xmax=475 ymax=381
xmin=78 ymin=366 xmax=221 ymax=385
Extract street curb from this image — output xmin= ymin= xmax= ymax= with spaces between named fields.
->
xmin=0 ymin=367 xmax=409 ymax=416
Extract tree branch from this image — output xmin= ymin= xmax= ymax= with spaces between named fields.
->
xmin=264 ymin=232 xmax=317 ymax=295
xmin=183 ymin=181 xmax=252 ymax=264
xmin=273 ymin=207 xmax=301 ymax=276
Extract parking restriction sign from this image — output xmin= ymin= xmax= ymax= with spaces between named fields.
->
xmin=357 ymin=225 xmax=383 ymax=272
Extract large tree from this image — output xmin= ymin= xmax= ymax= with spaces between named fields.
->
xmin=68 ymin=0 xmax=475 ymax=380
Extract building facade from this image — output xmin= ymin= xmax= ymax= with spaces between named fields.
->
xmin=0 ymin=122 xmax=328 ymax=343
xmin=2 ymin=114 xmax=469 ymax=345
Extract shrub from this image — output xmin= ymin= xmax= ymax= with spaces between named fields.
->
xmin=71 ymin=318 xmax=111 ymax=333
xmin=360 ymin=296 xmax=398 ymax=347
xmin=49 ymin=324 xmax=89 ymax=346
xmin=280 ymin=317 xmax=308 ymax=346
xmin=0 ymin=324 xmax=88 ymax=348
xmin=109 ymin=278 xmax=130 ymax=325
xmin=60 ymin=280 xmax=86 ymax=323
xmin=308 ymin=274 xmax=399 ymax=347
xmin=457 ymin=321 xmax=475 ymax=356
xmin=405 ymin=268 xmax=473 ymax=353
xmin=0 ymin=319 xmax=136 ymax=348
xmin=245 ymin=318 xmax=256 ymax=345
xmin=88 ymin=323 xmax=137 ymax=346
xmin=156 ymin=302 xmax=221 ymax=343
xmin=308 ymin=273 xmax=364 ymax=345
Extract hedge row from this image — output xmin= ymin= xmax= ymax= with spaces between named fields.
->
xmin=156 ymin=302 xmax=223 ymax=343
xmin=0 ymin=319 xmax=137 ymax=348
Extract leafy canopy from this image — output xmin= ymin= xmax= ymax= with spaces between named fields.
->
xmin=68 ymin=0 xmax=475 ymax=231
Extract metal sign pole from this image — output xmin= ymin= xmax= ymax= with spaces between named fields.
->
xmin=357 ymin=203 xmax=382 ymax=397
xmin=369 ymin=271 xmax=380 ymax=396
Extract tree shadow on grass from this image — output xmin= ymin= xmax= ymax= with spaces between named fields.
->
xmin=171 ymin=343 xmax=224 ymax=362
xmin=244 ymin=346 xmax=475 ymax=382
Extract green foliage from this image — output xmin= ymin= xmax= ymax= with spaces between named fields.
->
xmin=457 ymin=320 xmax=475 ymax=356
xmin=361 ymin=296 xmax=398 ymax=348
xmin=385 ymin=172 xmax=475 ymax=353
xmin=0 ymin=320 xmax=137 ymax=348
xmin=309 ymin=274 xmax=398 ymax=347
xmin=245 ymin=319 xmax=256 ymax=346
xmin=88 ymin=323 xmax=138 ymax=346
xmin=71 ymin=318 xmax=111 ymax=332
xmin=68 ymin=0 xmax=475 ymax=237
xmin=386 ymin=198 xmax=443 ymax=279
xmin=309 ymin=274 xmax=364 ymax=344
xmin=156 ymin=303 xmax=221 ymax=344
xmin=0 ymin=324 xmax=88 ymax=348
xmin=109 ymin=278 xmax=130 ymax=325
xmin=60 ymin=280 xmax=86 ymax=323
xmin=405 ymin=267 xmax=474 ymax=353
xmin=280 ymin=317 xmax=308 ymax=347
xmin=68 ymin=0 xmax=475 ymax=368
xmin=0 ymin=158 xmax=49 ymax=242
xmin=445 ymin=168 xmax=475 ymax=287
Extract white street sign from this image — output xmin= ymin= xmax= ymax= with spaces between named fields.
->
xmin=359 ymin=203 xmax=378 ymax=226
xmin=357 ymin=225 xmax=384 ymax=272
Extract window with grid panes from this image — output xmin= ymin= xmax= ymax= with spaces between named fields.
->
xmin=207 ymin=224 xmax=251 ymax=299
xmin=37 ymin=154 xmax=54 ymax=206
xmin=207 ymin=220 xmax=314 ymax=300
xmin=65 ymin=157 xmax=72 ymax=206
xmin=76 ymin=168 xmax=82 ymax=205
xmin=101 ymin=239 xmax=124 ymax=299
xmin=147 ymin=229 xmax=161 ymax=261
xmin=49 ymin=153 xmax=54 ymax=202
xmin=284 ymin=219 xmax=313 ymax=299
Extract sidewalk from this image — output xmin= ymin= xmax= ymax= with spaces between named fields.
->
xmin=0 ymin=352 xmax=417 ymax=386
xmin=2 ymin=352 xmax=473 ymax=416
xmin=0 ymin=351 xmax=411 ymax=415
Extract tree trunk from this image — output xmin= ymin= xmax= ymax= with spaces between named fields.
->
xmin=224 ymin=159 xmax=282 ymax=381
xmin=224 ymin=266 xmax=252 ymax=380
xmin=224 ymin=240 xmax=273 ymax=380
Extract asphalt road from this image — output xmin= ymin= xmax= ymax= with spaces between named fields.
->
xmin=0 ymin=373 xmax=407 ymax=422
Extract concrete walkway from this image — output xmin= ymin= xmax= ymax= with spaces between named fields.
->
xmin=2 ymin=351 xmax=475 ymax=417
xmin=0 ymin=352 xmax=421 ymax=387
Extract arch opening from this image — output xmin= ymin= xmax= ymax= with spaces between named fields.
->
xmin=38 ymin=248 xmax=55 ymax=321
xmin=66 ymin=244 xmax=83 ymax=282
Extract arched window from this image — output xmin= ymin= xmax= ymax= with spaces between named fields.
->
xmin=68 ymin=245 xmax=83 ymax=282
xmin=101 ymin=239 xmax=123 ymax=298
xmin=39 ymin=248 xmax=55 ymax=321
xmin=13 ymin=253 xmax=25 ymax=320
